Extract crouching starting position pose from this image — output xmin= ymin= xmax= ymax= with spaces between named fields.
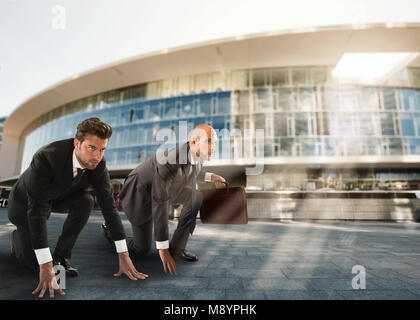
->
xmin=8 ymin=117 xmax=148 ymax=298
xmin=102 ymin=124 xmax=226 ymax=275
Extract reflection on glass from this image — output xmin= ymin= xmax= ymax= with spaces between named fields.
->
xmin=275 ymin=88 xmax=294 ymax=111
xmin=272 ymin=69 xmax=287 ymax=86
xmin=252 ymin=70 xmax=265 ymax=87
xmin=292 ymin=67 xmax=307 ymax=85
xmin=380 ymin=112 xmax=396 ymax=136
xmin=360 ymin=87 xmax=379 ymax=110
xmin=254 ymin=89 xmax=271 ymax=112
xmin=397 ymin=89 xmax=417 ymax=111
xmin=295 ymin=113 xmax=308 ymax=136
xmin=400 ymin=113 xmax=415 ymax=136
xmin=383 ymin=88 xmax=397 ymax=110
xmin=297 ymin=87 xmax=315 ymax=111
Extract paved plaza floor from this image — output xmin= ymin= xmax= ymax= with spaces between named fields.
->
xmin=1 ymin=208 xmax=420 ymax=300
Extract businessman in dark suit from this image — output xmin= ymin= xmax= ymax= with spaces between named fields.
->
xmin=8 ymin=117 xmax=147 ymax=298
xmin=106 ymin=124 xmax=226 ymax=275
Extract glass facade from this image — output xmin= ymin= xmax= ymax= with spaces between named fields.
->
xmin=230 ymin=85 xmax=420 ymax=158
xmin=20 ymin=67 xmax=420 ymax=191
xmin=23 ymin=91 xmax=231 ymax=168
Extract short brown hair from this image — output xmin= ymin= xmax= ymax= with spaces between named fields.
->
xmin=75 ymin=117 xmax=112 ymax=143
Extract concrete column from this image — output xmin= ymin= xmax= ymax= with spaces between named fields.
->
xmin=0 ymin=134 xmax=21 ymax=181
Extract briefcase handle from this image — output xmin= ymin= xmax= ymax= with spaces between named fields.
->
xmin=211 ymin=181 xmax=230 ymax=192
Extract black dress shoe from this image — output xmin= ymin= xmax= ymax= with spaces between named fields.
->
xmin=169 ymin=248 xmax=198 ymax=262
xmin=53 ymin=254 xmax=79 ymax=277
xmin=101 ymin=223 xmax=113 ymax=246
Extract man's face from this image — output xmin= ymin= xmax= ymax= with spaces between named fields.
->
xmin=193 ymin=129 xmax=217 ymax=161
xmin=74 ymin=134 xmax=108 ymax=170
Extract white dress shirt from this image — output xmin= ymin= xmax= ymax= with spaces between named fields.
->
xmin=34 ymin=149 xmax=127 ymax=265
xmin=155 ymin=150 xmax=214 ymax=250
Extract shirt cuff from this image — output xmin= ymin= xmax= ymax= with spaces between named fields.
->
xmin=205 ymin=172 xmax=214 ymax=182
xmin=114 ymin=239 xmax=128 ymax=253
xmin=34 ymin=248 xmax=53 ymax=265
xmin=156 ymin=240 xmax=169 ymax=250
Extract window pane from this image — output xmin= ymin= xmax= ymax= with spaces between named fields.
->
xmin=389 ymin=138 xmax=402 ymax=155
xmin=272 ymin=68 xmax=287 ymax=86
xmin=238 ymin=90 xmax=250 ymax=113
xmin=367 ymin=138 xmax=381 ymax=155
xmin=339 ymin=87 xmax=358 ymax=111
xmin=297 ymin=87 xmax=315 ymax=111
xmin=254 ymin=114 xmax=265 ymax=130
xmin=323 ymin=137 xmax=336 ymax=156
xmin=280 ymin=138 xmax=293 ymax=156
xmin=217 ymin=92 xmax=230 ymax=114
xmin=295 ymin=113 xmax=308 ymax=136
xmin=275 ymin=88 xmax=293 ymax=111
xmin=254 ymin=88 xmax=271 ymax=112
xmin=211 ymin=116 xmax=226 ymax=131
xmin=198 ymin=94 xmax=212 ymax=116
xmin=400 ymin=113 xmax=415 ymax=136
xmin=360 ymin=87 xmax=379 ymax=110
xmin=415 ymin=115 xmax=420 ymax=136
xmin=397 ymin=89 xmax=417 ymax=111
xmin=231 ymin=70 xmax=249 ymax=89
xmin=180 ymin=96 xmax=194 ymax=117
xmin=302 ymin=138 xmax=317 ymax=156
xmin=311 ymin=67 xmax=327 ymax=85
xmin=252 ymin=70 xmax=265 ymax=87
xmin=359 ymin=113 xmax=375 ymax=136
xmin=336 ymin=114 xmax=353 ymax=136
xmin=274 ymin=113 xmax=288 ymax=136
xmin=323 ymin=87 xmax=339 ymax=110
xmin=382 ymin=88 xmax=397 ymax=110
xmin=292 ymin=67 xmax=307 ymax=85
xmin=380 ymin=112 xmax=395 ymax=136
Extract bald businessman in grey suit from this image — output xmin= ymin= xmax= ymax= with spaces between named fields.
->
xmin=105 ymin=124 xmax=227 ymax=275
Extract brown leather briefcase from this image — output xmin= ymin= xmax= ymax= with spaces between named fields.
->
xmin=199 ymin=185 xmax=248 ymax=224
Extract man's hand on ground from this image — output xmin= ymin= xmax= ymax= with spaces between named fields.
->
xmin=32 ymin=261 xmax=65 ymax=298
xmin=159 ymin=249 xmax=178 ymax=275
xmin=114 ymin=251 xmax=149 ymax=280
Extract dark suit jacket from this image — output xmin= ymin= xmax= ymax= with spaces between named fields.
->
xmin=8 ymin=138 xmax=126 ymax=249
xmin=119 ymin=142 xmax=207 ymax=242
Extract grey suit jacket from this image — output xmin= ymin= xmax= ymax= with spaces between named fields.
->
xmin=119 ymin=142 xmax=207 ymax=242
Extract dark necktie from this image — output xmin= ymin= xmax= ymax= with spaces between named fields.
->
xmin=72 ymin=168 xmax=86 ymax=187
xmin=189 ymin=164 xmax=198 ymax=235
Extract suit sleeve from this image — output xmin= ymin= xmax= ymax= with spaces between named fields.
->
xmin=197 ymin=170 xmax=213 ymax=182
xmin=26 ymin=152 xmax=54 ymax=250
xmin=151 ymin=162 xmax=176 ymax=242
xmin=92 ymin=168 xmax=126 ymax=241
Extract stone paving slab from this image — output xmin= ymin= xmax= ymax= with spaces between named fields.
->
xmin=1 ymin=208 xmax=420 ymax=300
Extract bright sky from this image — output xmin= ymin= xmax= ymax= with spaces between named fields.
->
xmin=0 ymin=0 xmax=419 ymax=118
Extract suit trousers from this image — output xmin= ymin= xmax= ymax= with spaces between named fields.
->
xmin=127 ymin=187 xmax=203 ymax=256
xmin=9 ymin=189 xmax=94 ymax=271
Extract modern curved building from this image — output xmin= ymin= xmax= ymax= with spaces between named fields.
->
xmin=1 ymin=24 xmax=420 ymax=219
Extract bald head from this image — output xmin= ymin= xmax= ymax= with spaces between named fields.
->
xmin=190 ymin=124 xmax=214 ymax=140
xmin=189 ymin=124 xmax=217 ymax=161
